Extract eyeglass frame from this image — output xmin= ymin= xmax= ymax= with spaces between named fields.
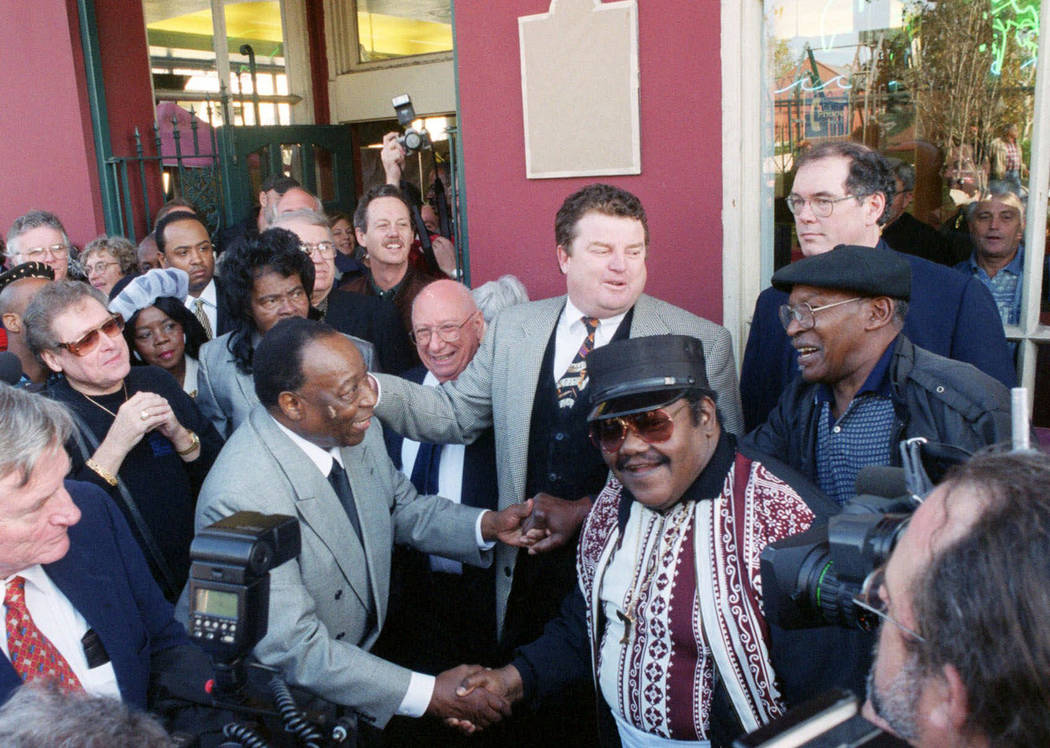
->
xmin=300 ymin=241 xmax=338 ymax=259
xmin=85 ymin=260 xmax=122 ymax=276
xmin=778 ymin=297 xmax=862 ymax=332
xmin=410 ymin=313 xmax=478 ymax=346
xmin=853 ymin=565 xmax=926 ymax=643
xmin=588 ymin=401 xmax=690 ymax=454
xmin=19 ymin=243 xmax=70 ymax=262
xmin=55 ymin=313 xmax=125 ymax=357
xmin=785 ymin=193 xmax=871 ymax=218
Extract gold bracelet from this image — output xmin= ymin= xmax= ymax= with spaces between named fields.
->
xmin=176 ymin=430 xmax=200 ymax=456
xmin=85 ymin=459 xmax=118 ymax=487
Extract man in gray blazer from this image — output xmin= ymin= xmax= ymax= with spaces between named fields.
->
xmin=191 ymin=319 xmax=533 ymax=729
xmin=372 ymin=185 xmax=743 ymax=683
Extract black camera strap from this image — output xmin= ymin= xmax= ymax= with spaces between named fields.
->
xmin=65 ymin=409 xmax=180 ymax=599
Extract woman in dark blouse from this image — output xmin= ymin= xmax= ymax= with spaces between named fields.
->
xmin=24 ymin=280 xmax=222 ymax=600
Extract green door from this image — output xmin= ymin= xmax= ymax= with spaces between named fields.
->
xmin=220 ymin=125 xmax=356 ymax=226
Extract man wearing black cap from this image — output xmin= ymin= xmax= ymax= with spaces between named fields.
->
xmin=743 ymin=245 xmax=1011 ymax=507
xmin=449 ymin=334 xmax=835 ymax=746
xmin=0 ymin=262 xmax=56 ymax=390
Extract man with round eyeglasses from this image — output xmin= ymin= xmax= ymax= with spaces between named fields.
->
xmin=743 ymin=244 xmax=1011 ymax=507
xmin=861 ymin=450 xmax=1050 ymax=746
xmin=739 ymin=141 xmax=1014 ymax=434
xmin=5 ymin=210 xmax=72 ymax=281
xmin=445 ymin=334 xmax=836 ymax=746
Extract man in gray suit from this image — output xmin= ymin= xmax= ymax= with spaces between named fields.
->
xmin=373 ymin=183 xmax=743 ymax=745
xmin=191 ymin=318 xmax=534 ymax=730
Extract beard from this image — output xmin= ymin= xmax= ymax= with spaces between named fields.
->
xmin=867 ymin=640 xmax=924 ymax=743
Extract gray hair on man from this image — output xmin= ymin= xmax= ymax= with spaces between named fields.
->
xmin=23 ymin=281 xmax=108 ymax=359
xmin=0 ymin=682 xmax=172 ymax=747
xmin=272 ymin=208 xmax=331 ymax=232
xmin=6 ymin=210 xmax=71 ymax=257
xmin=264 ymin=189 xmax=323 ymax=227
xmin=0 ymin=384 xmax=73 ymax=487
xmin=472 ymin=274 xmax=530 ymax=323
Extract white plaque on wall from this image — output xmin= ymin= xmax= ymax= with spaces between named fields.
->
xmin=518 ymin=0 xmax=640 ymax=179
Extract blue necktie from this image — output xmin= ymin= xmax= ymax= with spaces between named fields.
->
xmin=410 ymin=442 xmax=444 ymax=495
xmin=327 ymin=460 xmax=363 ymax=540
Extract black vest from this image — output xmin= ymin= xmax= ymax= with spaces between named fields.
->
xmin=502 ymin=309 xmax=633 ymax=650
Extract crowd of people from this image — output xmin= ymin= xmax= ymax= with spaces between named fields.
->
xmin=0 ymin=136 xmax=1047 ymax=748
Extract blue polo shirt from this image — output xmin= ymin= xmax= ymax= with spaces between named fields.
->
xmin=956 ymin=246 xmax=1026 ymax=326
xmin=814 ymin=338 xmax=897 ymax=505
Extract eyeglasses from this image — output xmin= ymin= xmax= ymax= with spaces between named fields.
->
xmin=410 ymin=315 xmax=476 ymax=346
xmin=301 ymin=241 xmax=337 ymax=259
xmin=254 ymin=286 xmax=308 ymax=313
xmin=589 ymin=403 xmax=686 ymax=454
xmin=86 ymin=260 xmax=121 ymax=276
xmin=778 ymin=297 xmax=862 ymax=332
xmin=168 ymin=240 xmax=213 ymax=260
xmin=785 ymin=193 xmax=869 ymax=218
xmin=20 ymin=243 xmax=69 ymax=262
xmin=853 ymin=565 xmax=925 ymax=642
xmin=56 ymin=314 xmax=125 ymax=356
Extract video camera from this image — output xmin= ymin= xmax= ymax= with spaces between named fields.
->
xmin=392 ymin=93 xmax=432 ymax=155
xmin=760 ymin=438 xmax=972 ymax=633
xmin=187 ymin=512 xmax=300 ymax=664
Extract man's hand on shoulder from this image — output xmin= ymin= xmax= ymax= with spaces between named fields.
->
xmin=426 ymin=664 xmax=511 ymax=730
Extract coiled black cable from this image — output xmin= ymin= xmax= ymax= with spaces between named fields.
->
xmin=222 ymin=721 xmax=270 ymax=748
xmin=269 ymin=675 xmax=324 ymax=748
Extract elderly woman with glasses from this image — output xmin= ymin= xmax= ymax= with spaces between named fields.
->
xmin=23 ymin=280 xmax=223 ymax=601
xmin=196 ymin=227 xmax=378 ymax=439
xmin=81 ymin=235 xmax=139 ymax=296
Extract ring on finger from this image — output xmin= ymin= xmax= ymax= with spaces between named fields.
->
xmin=140 ymin=409 xmax=149 ymax=421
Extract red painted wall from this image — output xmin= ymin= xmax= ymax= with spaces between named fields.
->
xmin=454 ymin=0 xmax=723 ymax=321
xmin=0 ymin=0 xmax=104 ymax=249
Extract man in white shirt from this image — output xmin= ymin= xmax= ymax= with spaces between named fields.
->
xmin=191 ymin=317 xmax=537 ymax=732
xmin=0 ymin=384 xmax=210 ymax=712
xmin=154 ymin=211 xmax=232 ymax=339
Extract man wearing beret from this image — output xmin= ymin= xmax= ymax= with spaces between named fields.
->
xmin=447 ymin=334 xmax=837 ymax=746
xmin=0 ymin=262 xmax=56 ymax=390
xmin=739 ymin=141 xmax=1015 ymax=433
xmin=743 ymin=245 xmax=1012 ymax=508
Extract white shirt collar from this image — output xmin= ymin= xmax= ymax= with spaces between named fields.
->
xmin=270 ymin=415 xmax=344 ymax=476
xmin=562 ymin=296 xmax=627 ymax=333
xmin=3 ymin=564 xmax=50 ymax=592
xmin=189 ymin=278 xmax=218 ymax=307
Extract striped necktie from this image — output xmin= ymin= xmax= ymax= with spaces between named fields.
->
xmin=556 ymin=316 xmax=600 ymax=408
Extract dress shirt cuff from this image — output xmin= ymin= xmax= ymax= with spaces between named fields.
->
xmin=476 ymin=511 xmax=496 ymax=550
xmin=396 ymin=671 xmax=435 ymax=717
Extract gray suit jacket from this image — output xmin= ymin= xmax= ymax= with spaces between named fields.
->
xmin=373 ymin=293 xmax=742 ymax=635
xmin=197 ymin=331 xmax=378 ymax=439
xmin=193 ymin=405 xmax=488 ymax=726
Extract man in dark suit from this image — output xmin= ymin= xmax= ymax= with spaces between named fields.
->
xmin=0 ymin=384 xmax=210 ymax=711
xmin=154 ymin=210 xmax=235 ymax=339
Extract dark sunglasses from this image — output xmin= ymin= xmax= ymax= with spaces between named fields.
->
xmin=56 ymin=313 xmax=125 ymax=356
xmin=589 ymin=403 xmax=685 ymax=453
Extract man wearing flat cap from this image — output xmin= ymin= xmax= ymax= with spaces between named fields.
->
xmin=447 ymin=334 xmax=837 ymax=746
xmin=743 ymin=244 xmax=1012 ymax=508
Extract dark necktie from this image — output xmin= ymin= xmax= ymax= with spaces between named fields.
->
xmin=4 ymin=577 xmax=83 ymax=693
xmin=327 ymin=461 xmax=363 ymax=540
xmin=409 ymin=442 xmax=445 ymax=495
xmin=556 ymin=316 xmax=600 ymax=409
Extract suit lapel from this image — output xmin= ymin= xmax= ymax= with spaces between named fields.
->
xmin=504 ymin=298 xmax=564 ymax=505
xmin=626 ymin=294 xmax=665 ymax=337
xmin=251 ymin=410 xmax=373 ymax=612
xmin=340 ymin=434 xmax=390 ymax=624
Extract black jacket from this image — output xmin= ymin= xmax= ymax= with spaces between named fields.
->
xmin=743 ymin=335 xmax=1012 ymax=480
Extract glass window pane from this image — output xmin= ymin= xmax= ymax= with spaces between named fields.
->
xmin=280 ymin=143 xmax=304 ymax=185
xmin=765 ymin=0 xmax=1041 ymax=271
xmin=355 ymin=0 xmax=453 ymax=63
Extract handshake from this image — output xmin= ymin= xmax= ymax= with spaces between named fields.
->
xmin=425 ymin=664 xmax=525 ymax=734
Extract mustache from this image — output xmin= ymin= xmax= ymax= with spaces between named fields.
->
xmin=615 ymin=449 xmax=669 ymax=472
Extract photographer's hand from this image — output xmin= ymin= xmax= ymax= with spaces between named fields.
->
xmin=381 ymin=131 xmax=405 ymax=185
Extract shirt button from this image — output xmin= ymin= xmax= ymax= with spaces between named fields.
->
xmin=832 ymin=426 xmax=841 ymax=434
xmin=548 ymin=472 xmax=558 ymax=483
xmin=936 ymin=385 xmax=945 ymax=393
xmin=554 ymin=432 xmax=565 ymax=442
